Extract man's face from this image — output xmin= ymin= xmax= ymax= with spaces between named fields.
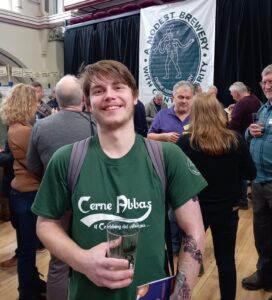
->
xmin=173 ymin=86 xmax=193 ymax=115
xmin=230 ymin=91 xmax=239 ymax=102
xmin=154 ymin=95 xmax=163 ymax=105
xmin=89 ymin=77 xmax=137 ymax=130
xmin=35 ymin=86 xmax=44 ymax=102
xmin=261 ymin=73 xmax=272 ymax=101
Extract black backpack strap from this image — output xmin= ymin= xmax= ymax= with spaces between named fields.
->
xmin=144 ymin=138 xmax=174 ymax=276
xmin=67 ymin=137 xmax=91 ymax=193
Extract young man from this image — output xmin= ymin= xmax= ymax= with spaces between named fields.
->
xmin=32 ymin=60 xmax=206 ymax=300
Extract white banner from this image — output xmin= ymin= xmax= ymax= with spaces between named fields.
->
xmin=139 ymin=0 xmax=216 ymax=105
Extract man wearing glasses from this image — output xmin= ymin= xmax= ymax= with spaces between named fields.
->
xmin=242 ymin=64 xmax=272 ymax=292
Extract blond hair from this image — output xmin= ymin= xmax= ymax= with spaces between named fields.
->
xmin=189 ymin=93 xmax=238 ymax=155
xmin=0 ymin=84 xmax=37 ymax=125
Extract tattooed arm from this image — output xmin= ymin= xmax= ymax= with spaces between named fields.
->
xmin=170 ymin=198 xmax=205 ymax=300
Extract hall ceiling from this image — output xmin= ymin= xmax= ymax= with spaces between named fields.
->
xmin=65 ymin=0 xmax=177 ymax=15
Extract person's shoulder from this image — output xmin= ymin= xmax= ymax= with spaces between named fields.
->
xmin=48 ymin=143 xmax=73 ymax=168
xmin=9 ymin=123 xmax=31 ymax=135
xmin=245 ymin=94 xmax=261 ymax=103
xmin=162 ymin=140 xmax=186 ymax=158
xmin=35 ymin=112 xmax=57 ymax=126
xmin=157 ymin=106 xmax=172 ymax=117
xmin=176 ymin=133 xmax=190 ymax=147
xmin=65 ymin=110 xmax=91 ymax=122
xmin=162 ymin=102 xmax=168 ymax=109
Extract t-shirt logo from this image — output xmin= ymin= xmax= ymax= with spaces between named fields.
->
xmin=187 ymin=158 xmax=201 ymax=176
xmin=78 ymin=195 xmax=152 ymax=227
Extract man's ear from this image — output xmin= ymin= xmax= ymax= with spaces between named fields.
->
xmin=133 ymin=96 xmax=138 ymax=105
xmin=82 ymin=95 xmax=92 ymax=112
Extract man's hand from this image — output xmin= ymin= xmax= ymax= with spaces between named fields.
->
xmin=79 ymin=242 xmax=134 ymax=289
xmin=249 ymin=123 xmax=264 ymax=137
xmin=165 ymin=132 xmax=180 ymax=143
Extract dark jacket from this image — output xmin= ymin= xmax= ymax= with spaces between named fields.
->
xmin=177 ymin=133 xmax=256 ymax=213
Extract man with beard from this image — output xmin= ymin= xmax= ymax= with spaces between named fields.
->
xmin=31 ymin=61 xmax=206 ymax=300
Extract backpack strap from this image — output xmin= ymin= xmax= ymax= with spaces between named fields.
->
xmin=67 ymin=137 xmax=91 ymax=193
xmin=144 ymin=138 xmax=174 ymax=276
xmin=144 ymin=138 xmax=166 ymax=190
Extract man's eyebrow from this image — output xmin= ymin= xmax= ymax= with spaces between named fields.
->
xmin=90 ymin=83 xmax=103 ymax=89
xmin=112 ymin=81 xmax=125 ymax=86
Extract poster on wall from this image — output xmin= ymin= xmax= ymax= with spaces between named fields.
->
xmin=138 ymin=0 xmax=216 ymax=105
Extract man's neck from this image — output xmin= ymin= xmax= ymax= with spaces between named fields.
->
xmin=98 ymin=122 xmax=136 ymax=159
xmin=175 ymin=110 xmax=189 ymax=121
xmin=61 ymin=105 xmax=82 ymax=111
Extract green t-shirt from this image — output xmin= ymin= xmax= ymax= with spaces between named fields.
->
xmin=32 ymin=134 xmax=207 ymax=300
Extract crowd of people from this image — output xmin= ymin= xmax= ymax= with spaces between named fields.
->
xmin=0 ymin=60 xmax=271 ymax=300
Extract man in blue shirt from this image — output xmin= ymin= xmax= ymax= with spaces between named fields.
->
xmin=147 ymin=81 xmax=194 ymax=143
xmin=242 ymin=64 xmax=272 ymax=292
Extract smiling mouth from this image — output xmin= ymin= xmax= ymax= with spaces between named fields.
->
xmin=104 ymin=105 xmax=121 ymax=111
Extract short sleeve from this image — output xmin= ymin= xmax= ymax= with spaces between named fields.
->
xmin=163 ymin=142 xmax=207 ymax=209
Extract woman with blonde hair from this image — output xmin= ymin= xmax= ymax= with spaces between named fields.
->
xmin=177 ymin=93 xmax=256 ymax=300
xmin=0 ymin=84 xmax=46 ymax=300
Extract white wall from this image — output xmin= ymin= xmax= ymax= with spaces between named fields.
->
xmin=0 ymin=0 xmax=64 ymax=17
xmin=0 ymin=0 xmax=41 ymax=16
xmin=0 ymin=0 xmax=11 ymax=11
xmin=0 ymin=22 xmax=64 ymax=88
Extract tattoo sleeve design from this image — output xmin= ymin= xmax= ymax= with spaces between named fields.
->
xmin=175 ymin=271 xmax=191 ymax=300
xmin=182 ymin=234 xmax=202 ymax=264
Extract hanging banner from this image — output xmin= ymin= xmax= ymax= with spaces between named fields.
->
xmin=0 ymin=66 xmax=8 ymax=77
xmin=139 ymin=0 xmax=216 ymax=105
xmin=11 ymin=67 xmax=23 ymax=77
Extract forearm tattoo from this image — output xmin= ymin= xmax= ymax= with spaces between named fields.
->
xmin=175 ymin=271 xmax=191 ymax=300
xmin=182 ymin=234 xmax=202 ymax=264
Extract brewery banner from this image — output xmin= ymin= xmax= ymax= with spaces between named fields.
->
xmin=139 ymin=0 xmax=216 ymax=105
